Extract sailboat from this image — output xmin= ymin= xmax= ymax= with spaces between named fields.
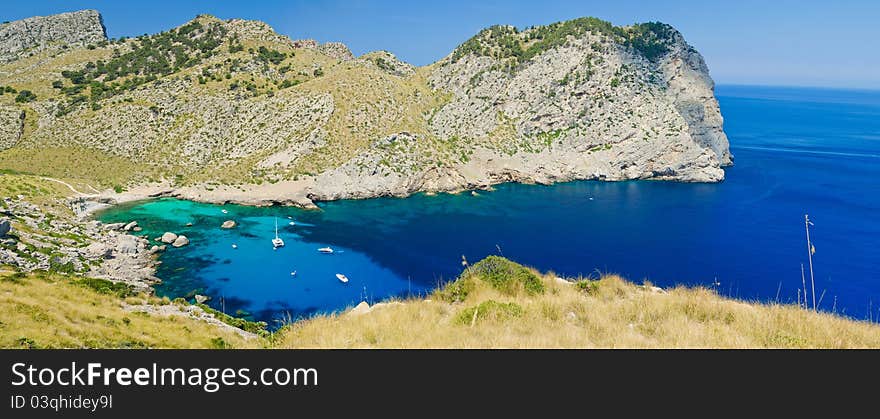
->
xmin=272 ymin=218 xmax=285 ymax=248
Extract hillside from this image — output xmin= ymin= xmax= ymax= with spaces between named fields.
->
xmin=0 ymin=11 xmax=731 ymax=207
xmin=3 ymin=254 xmax=878 ymax=349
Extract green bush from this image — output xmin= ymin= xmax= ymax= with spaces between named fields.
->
xmin=74 ymin=277 xmax=136 ymax=298
xmin=14 ymin=90 xmax=36 ymax=103
xmin=437 ymin=277 xmax=476 ymax=302
xmin=574 ymin=279 xmax=600 ymax=295
xmin=468 ymin=256 xmax=545 ymax=296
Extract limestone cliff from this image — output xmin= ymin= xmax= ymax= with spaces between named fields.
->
xmin=0 ymin=10 xmax=107 ymax=63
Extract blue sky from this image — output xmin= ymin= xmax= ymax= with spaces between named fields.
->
xmin=4 ymin=0 xmax=879 ymax=89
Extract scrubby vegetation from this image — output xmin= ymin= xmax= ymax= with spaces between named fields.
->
xmin=451 ymin=18 xmax=675 ymax=65
xmin=54 ymin=18 xmax=228 ymax=115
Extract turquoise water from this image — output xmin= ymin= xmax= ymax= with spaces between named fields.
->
xmin=98 ymin=85 xmax=880 ymax=325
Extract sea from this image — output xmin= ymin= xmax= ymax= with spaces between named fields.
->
xmin=97 ymin=85 xmax=880 ymax=326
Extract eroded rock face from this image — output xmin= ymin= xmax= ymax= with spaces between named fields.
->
xmin=319 ymin=42 xmax=354 ymax=61
xmin=0 ymin=9 xmax=107 ymax=62
xmin=0 ymin=106 xmax=24 ymax=151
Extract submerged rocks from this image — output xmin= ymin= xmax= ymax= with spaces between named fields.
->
xmin=0 ymin=218 xmax=10 ymax=237
xmin=171 ymin=235 xmax=189 ymax=248
xmin=160 ymin=232 xmax=178 ymax=244
xmin=220 ymin=220 xmax=237 ymax=229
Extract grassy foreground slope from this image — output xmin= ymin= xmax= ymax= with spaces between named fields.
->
xmin=0 ymin=272 xmax=259 ymax=349
xmin=280 ymin=257 xmax=880 ymax=348
xmin=2 ymin=256 xmax=878 ymax=349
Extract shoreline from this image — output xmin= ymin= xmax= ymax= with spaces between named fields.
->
xmin=79 ymin=166 xmax=730 ymax=218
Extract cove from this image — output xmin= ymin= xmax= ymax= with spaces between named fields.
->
xmin=97 ymin=85 xmax=880 ymax=326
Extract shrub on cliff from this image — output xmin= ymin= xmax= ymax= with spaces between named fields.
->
xmin=438 ymin=256 xmax=545 ymax=302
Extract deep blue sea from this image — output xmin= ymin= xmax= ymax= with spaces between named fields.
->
xmin=98 ymin=85 xmax=880 ymax=326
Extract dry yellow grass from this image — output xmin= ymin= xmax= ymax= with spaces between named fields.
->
xmin=2 ymin=255 xmax=877 ymax=349
xmin=0 ymin=272 xmax=260 ymax=349
xmin=275 ymin=258 xmax=880 ymax=349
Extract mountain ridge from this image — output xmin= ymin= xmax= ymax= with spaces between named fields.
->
xmin=0 ymin=10 xmax=731 ymax=208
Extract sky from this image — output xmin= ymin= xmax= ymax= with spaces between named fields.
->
xmin=3 ymin=0 xmax=879 ymax=89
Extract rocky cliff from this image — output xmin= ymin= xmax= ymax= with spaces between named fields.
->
xmin=0 ymin=9 xmax=107 ymax=63
xmin=0 ymin=11 xmax=731 ymax=205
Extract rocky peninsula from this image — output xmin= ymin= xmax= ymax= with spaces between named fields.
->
xmin=0 ymin=11 xmax=730 ymax=212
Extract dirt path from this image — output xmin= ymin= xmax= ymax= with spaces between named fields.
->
xmin=40 ymin=177 xmax=98 ymax=197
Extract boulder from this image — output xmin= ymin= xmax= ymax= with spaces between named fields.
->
xmin=85 ymin=242 xmax=112 ymax=258
xmin=103 ymin=223 xmax=125 ymax=231
xmin=220 ymin=220 xmax=237 ymax=229
xmin=554 ymin=276 xmax=572 ymax=286
xmin=160 ymin=232 xmax=178 ymax=244
xmin=115 ymin=235 xmax=139 ymax=254
xmin=194 ymin=295 xmax=209 ymax=304
xmin=349 ymin=301 xmax=371 ymax=316
xmin=0 ymin=218 xmax=10 ymax=237
xmin=132 ymin=226 xmax=143 ymax=232
xmin=171 ymin=235 xmax=189 ymax=248
xmin=123 ymin=221 xmax=138 ymax=231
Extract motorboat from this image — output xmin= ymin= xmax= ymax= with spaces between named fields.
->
xmin=318 ymin=247 xmax=333 ymax=254
xmin=336 ymin=274 xmax=349 ymax=283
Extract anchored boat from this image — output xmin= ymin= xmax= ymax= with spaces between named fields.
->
xmin=272 ymin=218 xmax=285 ymax=249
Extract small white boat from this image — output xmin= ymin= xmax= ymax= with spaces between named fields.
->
xmin=336 ymin=273 xmax=349 ymax=283
xmin=221 ymin=209 xmax=228 ymax=214
xmin=231 ymin=244 xmax=238 ymax=249
xmin=289 ymin=221 xmax=296 ymax=226
xmin=272 ymin=218 xmax=285 ymax=248
xmin=290 ymin=271 xmax=297 ymax=277
xmin=318 ymin=247 xmax=334 ymax=254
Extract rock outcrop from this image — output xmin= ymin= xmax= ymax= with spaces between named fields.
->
xmin=160 ymin=232 xmax=178 ymax=244
xmin=0 ymin=9 xmax=106 ymax=62
xmin=0 ymin=196 xmax=158 ymax=290
xmin=0 ymin=218 xmax=10 ymax=237
xmin=171 ymin=235 xmax=189 ymax=248
xmin=0 ymin=106 xmax=25 ymax=150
